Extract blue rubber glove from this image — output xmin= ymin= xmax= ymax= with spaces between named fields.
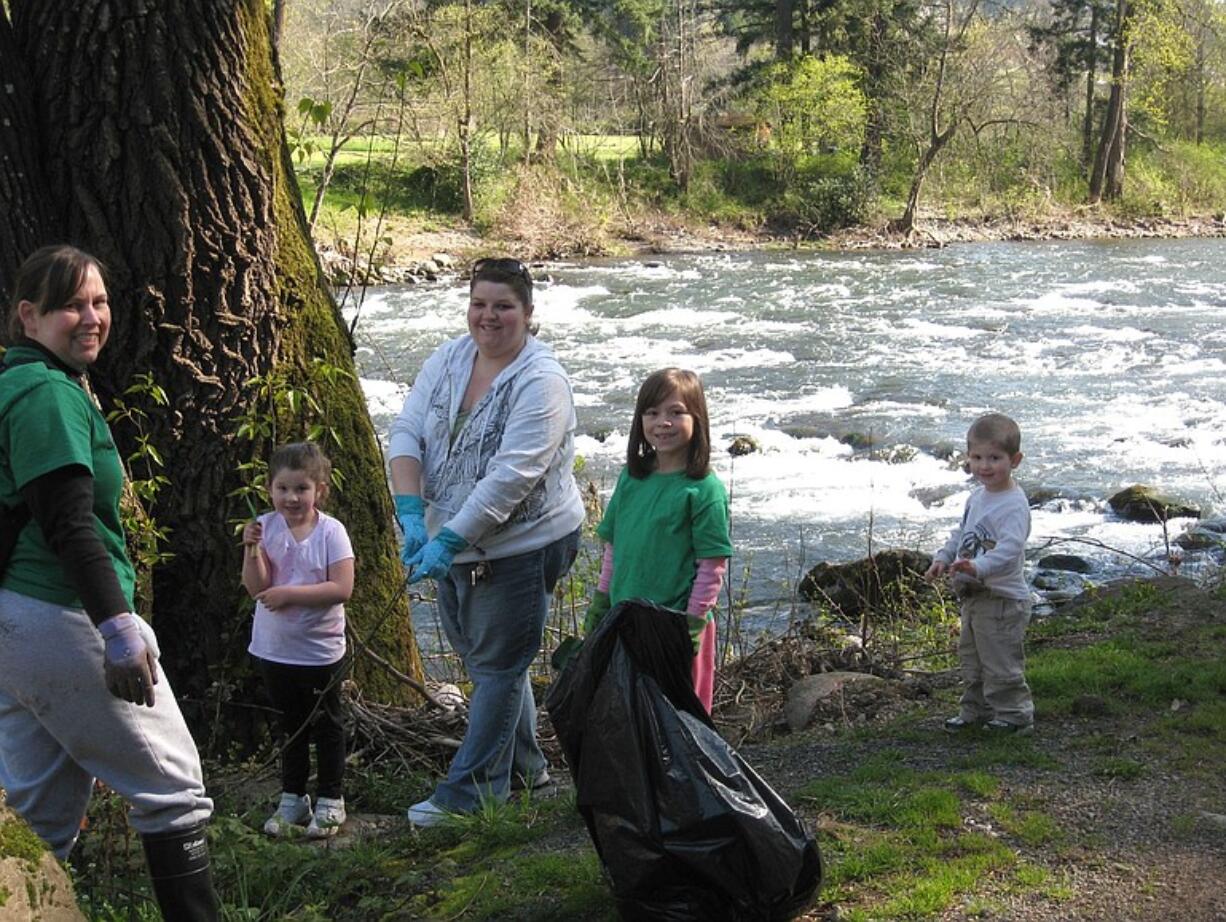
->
xmin=98 ymin=613 xmax=158 ymax=707
xmin=404 ymin=528 xmax=467 ymax=583
xmin=394 ymin=494 xmax=428 ymax=565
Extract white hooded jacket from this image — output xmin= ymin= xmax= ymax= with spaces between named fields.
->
xmin=388 ymin=334 xmax=584 ymax=563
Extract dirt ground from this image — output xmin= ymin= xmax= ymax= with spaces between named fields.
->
xmin=732 ymin=580 xmax=1226 ymax=921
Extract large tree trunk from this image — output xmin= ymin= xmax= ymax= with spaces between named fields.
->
xmin=0 ymin=0 xmax=423 ymax=745
xmin=0 ymin=15 xmax=52 ymax=298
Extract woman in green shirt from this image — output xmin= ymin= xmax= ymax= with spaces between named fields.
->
xmin=0 ymin=245 xmax=218 ymax=920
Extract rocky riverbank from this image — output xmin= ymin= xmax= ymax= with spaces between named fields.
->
xmin=314 ymin=209 xmax=1226 ymax=285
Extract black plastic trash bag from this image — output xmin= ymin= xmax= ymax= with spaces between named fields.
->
xmin=545 ymin=599 xmax=822 ymax=922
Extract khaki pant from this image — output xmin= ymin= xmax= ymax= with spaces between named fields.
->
xmin=957 ymin=593 xmax=1034 ymax=726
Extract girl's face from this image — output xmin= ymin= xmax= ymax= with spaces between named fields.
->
xmin=270 ymin=467 xmax=324 ymax=527
xmin=468 ymin=280 xmax=532 ymax=361
xmin=642 ymin=388 xmax=694 ymax=473
xmin=19 ymin=264 xmax=110 ymax=370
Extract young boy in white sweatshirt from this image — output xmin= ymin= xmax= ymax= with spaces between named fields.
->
xmin=925 ymin=413 xmax=1034 ymax=735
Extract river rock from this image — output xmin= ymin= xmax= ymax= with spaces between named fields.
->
xmin=798 ymin=549 xmax=934 ymax=618
xmin=1032 ymin=569 xmax=1093 ymax=601
xmin=911 ymin=484 xmax=964 ymax=508
xmin=780 ymin=425 xmax=824 ymax=440
xmin=728 ymin=435 xmax=760 ymax=457
xmin=431 ymin=252 xmax=456 ymax=269
xmin=1174 ymin=517 xmax=1226 ymax=551
xmin=1107 ymin=484 xmax=1201 ymax=523
xmin=0 ymin=804 xmax=84 ymax=921
xmin=784 ymin=671 xmax=889 ymax=732
xmin=877 ymin=444 xmax=918 ymax=464
xmin=840 ymin=431 xmax=877 ymax=451
xmin=1037 ymin=553 xmax=1094 ymax=574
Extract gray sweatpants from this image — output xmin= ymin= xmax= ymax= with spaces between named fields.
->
xmin=957 ymin=592 xmax=1035 ymax=726
xmin=0 ymin=589 xmax=213 ymax=858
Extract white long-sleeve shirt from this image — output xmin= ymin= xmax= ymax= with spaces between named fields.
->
xmin=935 ymin=482 xmax=1031 ymax=601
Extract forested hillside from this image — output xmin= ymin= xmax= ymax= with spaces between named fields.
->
xmin=279 ymin=0 xmax=1226 ymax=256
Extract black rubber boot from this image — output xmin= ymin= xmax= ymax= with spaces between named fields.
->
xmin=141 ymin=823 xmax=220 ymax=921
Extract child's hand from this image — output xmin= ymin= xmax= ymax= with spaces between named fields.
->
xmin=242 ymin=520 xmax=263 ymax=546
xmin=256 ymin=586 xmax=295 ymax=611
xmin=923 ymin=560 xmax=947 ymax=581
xmin=583 ymin=591 xmax=611 ymax=634
xmin=949 ymin=558 xmax=978 ymax=578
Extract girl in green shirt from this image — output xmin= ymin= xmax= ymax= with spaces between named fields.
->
xmin=586 ymin=368 xmax=733 ymax=712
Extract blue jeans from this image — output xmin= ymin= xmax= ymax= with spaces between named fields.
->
xmin=432 ymin=529 xmax=579 ymax=812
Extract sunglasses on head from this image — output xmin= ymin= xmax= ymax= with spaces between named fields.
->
xmin=472 ymin=257 xmax=532 ymax=285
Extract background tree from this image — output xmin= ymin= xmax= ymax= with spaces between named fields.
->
xmin=0 ymin=0 xmax=424 ymax=742
xmin=1029 ymin=0 xmax=1113 ymax=171
xmin=1089 ymin=0 xmax=1132 ymax=201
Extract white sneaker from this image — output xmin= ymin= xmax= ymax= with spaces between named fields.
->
xmin=406 ymin=799 xmax=452 ymax=828
xmin=307 ymin=796 xmax=346 ymax=839
xmin=263 ymin=792 xmax=312 ymax=837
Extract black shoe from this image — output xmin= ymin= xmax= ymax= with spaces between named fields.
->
xmin=985 ymin=719 xmax=1034 ymax=736
xmin=943 ymin=715 xmax=979 ymax=733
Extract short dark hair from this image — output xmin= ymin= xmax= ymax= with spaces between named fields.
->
xmin=627 ymin=368 xmax=712 ymax=479
xmin=471 ymin=257 xmax=533 ymax=306
xmin=967 ymin=413 xmax=1022 ymax=454
xmin=6 ymin=245 xmax=107 ymax=343
xmin=269 ymin=441 xmax=334 ymax=503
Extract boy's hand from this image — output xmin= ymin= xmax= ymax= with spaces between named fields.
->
xmin=242 ymin=520 xmax=263 ymax=545
xmin=949 ymin=558 xmax=978 ymax=578
xmin=256 ymin=586 xmax=295 ymax=610
xmin=923 ymin=560 xmax=947 ymax=581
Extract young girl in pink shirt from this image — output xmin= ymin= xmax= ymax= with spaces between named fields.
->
xmin=242 ymin=442 xmax=354 ymax=838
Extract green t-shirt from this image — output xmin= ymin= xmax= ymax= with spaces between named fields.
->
xmin=596 ymin=467 xmax=733 ymax=612
xmin=0 ymin=347 xmax=136 ymax=610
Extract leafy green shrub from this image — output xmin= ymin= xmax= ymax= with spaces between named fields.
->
xmin=780 ymin=162 xmax=877 ymax=234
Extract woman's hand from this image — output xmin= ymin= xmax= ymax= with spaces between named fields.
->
xmin=923 ymin=560 xmax=948 ymax=581
xmin=98 ymin=613 xmax=157 ymax=707
xmin=404 ymin=528 xmax=467 ymax=583
xmin=394 ymin=494 xmax=429 ymax=564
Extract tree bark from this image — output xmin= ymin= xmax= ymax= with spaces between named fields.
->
xmin=1082 ymin=3 xmax=1099 ymax=172
xmin=0 ymin=14 xmax=53 ymax=305
xmin=1089 ymin=0 xmax=1129 ymax=202
xmin=0 ymin=0 xmax=423 ymax=744
xmin=774 ymin=0 xmax=794 ymax=61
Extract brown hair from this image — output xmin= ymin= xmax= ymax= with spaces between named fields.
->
xmin=6 ymin=245 xmax=107 ymax=343
xmin=967 ymin=413 xmax=1022 ymax=455
xmin=470 ymin=256 xmax=537 ymax=336
xmin=627 ymin=368 xmax=712 ymax=479
xmin=269 ymin=442 xmax=333 ymax=503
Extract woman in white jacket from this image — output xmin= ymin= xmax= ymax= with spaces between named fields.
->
xmin=389 ymin=258 xmax=583 ymax=825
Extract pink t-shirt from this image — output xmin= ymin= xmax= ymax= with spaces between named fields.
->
xmin=248 ymin=510 xmax=354 ymax=666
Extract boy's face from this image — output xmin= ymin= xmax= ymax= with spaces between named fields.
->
xmin=967 ymin=439 xmax=1022 ymax=492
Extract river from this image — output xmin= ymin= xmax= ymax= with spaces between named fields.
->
xmin=345 ymin=238 xmax=1226 ymax=637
